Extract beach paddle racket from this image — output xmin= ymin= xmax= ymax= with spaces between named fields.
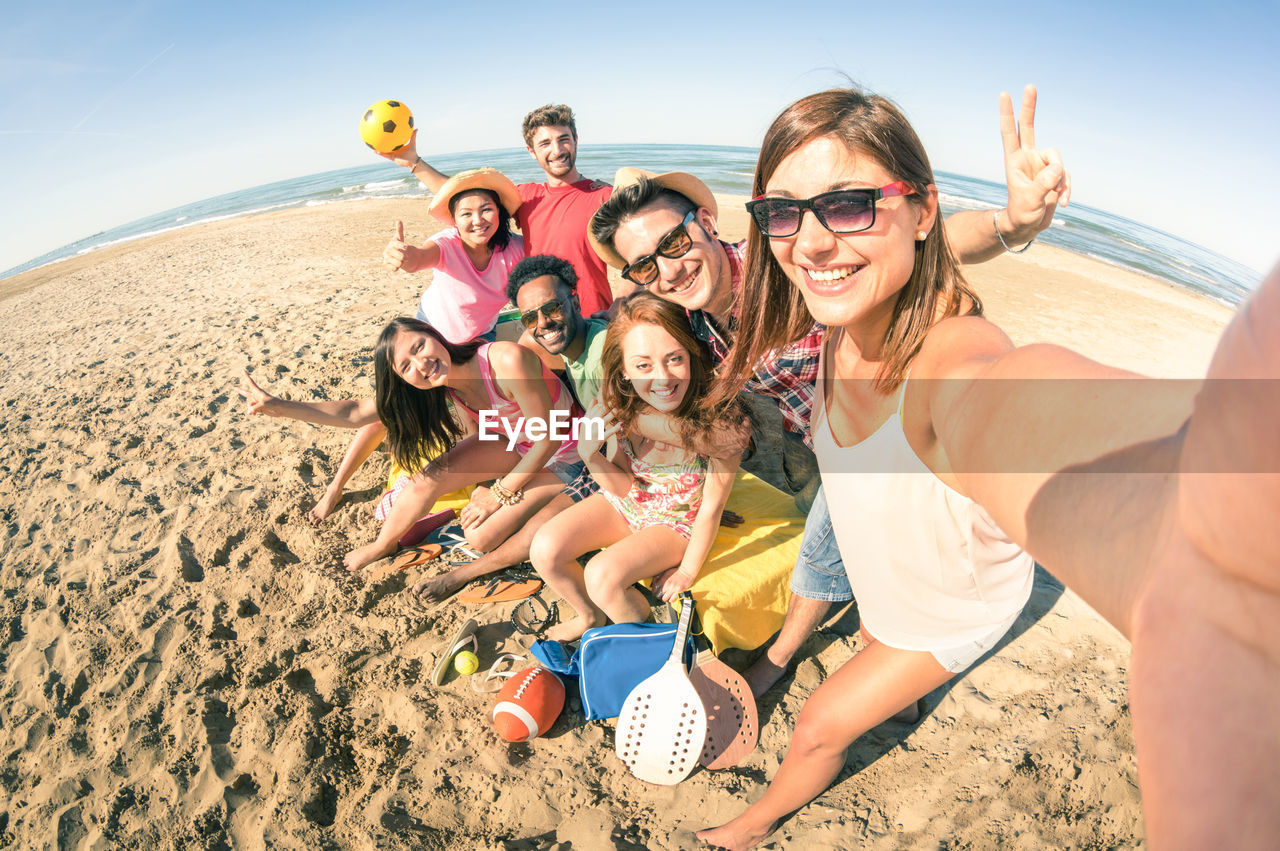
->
xmin=689 ymin=621 xmax=758 ymax=770
xmin=614 ymin=591 xmax=706 ymax=785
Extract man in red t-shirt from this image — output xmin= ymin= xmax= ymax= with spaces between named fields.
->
xmin=380 ymin=104 xmax=618 ymax=316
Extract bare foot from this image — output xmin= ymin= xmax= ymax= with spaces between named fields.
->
xmin=411 ymin=569 xmax=469 ymax=601
xmin=696 ymin=814 xmax=777 ymax=851
xmin=546 ymin=615 xmax=603 ymax=643
xmin=743 ymin=654 xmax=789 ymax=699
xmin=344 ymin=541 xmax=393 ymax=572
xmin=309 ymin=488 xmax=342 ymax=525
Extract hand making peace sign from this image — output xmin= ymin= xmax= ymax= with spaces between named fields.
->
xmin=999 ymin=84 xmax=1072 ymax=244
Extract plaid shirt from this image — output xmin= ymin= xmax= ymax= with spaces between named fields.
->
xmin=687 ymin=239 xmax=823 ymax=447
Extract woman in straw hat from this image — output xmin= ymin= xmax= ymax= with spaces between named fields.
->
xmin=383 ymin=167 xmax=525 ymax=346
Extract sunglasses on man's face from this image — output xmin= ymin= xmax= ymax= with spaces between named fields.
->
xmin=620 ymin=209 xmax=698 ymax=287
xmin=519 ymin=297 xmax=566 ymax=330
xmin=745 ymin=181 xmax=915 ymax=238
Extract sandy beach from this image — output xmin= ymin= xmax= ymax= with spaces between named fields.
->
xmin=0 ymin=196 xmax=1234 ymax=848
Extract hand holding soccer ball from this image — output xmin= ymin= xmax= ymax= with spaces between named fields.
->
xmin=360 ymin=99 xmax=417 ymax=162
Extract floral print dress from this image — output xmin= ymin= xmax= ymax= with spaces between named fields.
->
xmin=600 ymin=436 xmax=708 ymax=539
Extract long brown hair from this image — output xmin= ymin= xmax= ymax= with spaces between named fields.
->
xmin=721 ymin=87 xmax=981 ymax=399
xmin=601 ymin=292 xmax=750 ymax=453
xmin=373 ymin=317 xmax=482 ymax=473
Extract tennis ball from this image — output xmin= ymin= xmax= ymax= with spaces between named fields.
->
xmin=454 ymin=650 xmax=479 ymax=676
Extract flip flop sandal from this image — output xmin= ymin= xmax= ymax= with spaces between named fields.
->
xmin=443 ymin=543 xmax=484 ymax=568
xmin=361 ymin=543 xmax=443 ymax=583
xmin=390 ymin=543 xmax=444 ymax=572
xmin=435 ymin=524 xmax=469 ymax=547
xmin=457 ymin=567 xmax=544 ymax=604
xmin=471 ymin=653 xmax=526 ymax=693
xmin=510 ymin=592 xmax=559 ymax=635
xmin=431 ymin=618 xmax=479 ymax=686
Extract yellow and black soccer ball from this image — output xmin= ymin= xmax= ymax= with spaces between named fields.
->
xmin=359 ymin=100 xmax=415 ymax=154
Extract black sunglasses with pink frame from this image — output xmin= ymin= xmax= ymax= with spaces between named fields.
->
xmin=746 ymin=181 xmax=915 ymax=238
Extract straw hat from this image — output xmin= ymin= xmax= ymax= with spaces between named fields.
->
xmin=589 ymin=167 xmax=719 ymax=269
xmin=428 ymin=167 xmax=523 ymax=224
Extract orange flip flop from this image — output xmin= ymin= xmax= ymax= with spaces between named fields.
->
xmin=457 ymin=570 xmax=543 ymax=604
xmin=391 ymin=543 xmax=444 ymax=572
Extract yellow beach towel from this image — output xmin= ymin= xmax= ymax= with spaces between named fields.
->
xmin=686 ymin=471 xmax=803 ymax=653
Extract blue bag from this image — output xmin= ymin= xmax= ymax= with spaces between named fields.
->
xmin=532 ymin=621 xmax=696 ymax=721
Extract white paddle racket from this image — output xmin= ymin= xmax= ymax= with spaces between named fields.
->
xmin=614 ymin=592 xmax=706 ymax=785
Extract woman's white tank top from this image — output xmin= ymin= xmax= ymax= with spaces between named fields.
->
xmin=812 ymin=338 xmax=1034 ymax=651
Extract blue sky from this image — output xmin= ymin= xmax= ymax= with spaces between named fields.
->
xmin=2 ymin=0 xmax=1277 ymax=278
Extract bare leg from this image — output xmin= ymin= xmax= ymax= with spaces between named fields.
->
xmin=582 ymin=526 xmax=686 ymax=625
xmin=410 ymin=487 xmax=571 ymax=600
xmin=529 ymin=495 xmax=629 ymax=641
xmin=310 ymin=421 xmax=387 ymax=525
xmin=343 ymin=436 xmax=517 ymax=571
xmin=743 ymin=595 xmax=832 ymax=698
xmin=859 ymin=627 xmax=922 ymax=722
xmin=697 ymin=640 xmax=952 ymax=850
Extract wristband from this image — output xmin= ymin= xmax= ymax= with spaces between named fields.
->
xmin=410 ymin=156 xmax=425 ymax=172
xmin=993 ymin=209 xmax=1035 ymax=254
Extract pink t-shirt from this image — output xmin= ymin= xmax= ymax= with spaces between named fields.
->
xmin=516 ymin=179 xmax=613 ymax=317
xmin=417 ymin=230 xmax=525 ymax=344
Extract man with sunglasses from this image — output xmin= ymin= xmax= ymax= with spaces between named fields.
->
xmin=376 ymin=103 xmax=618 ymax=316
xmin=509 ymin=254 xmax=609 ymax=412
xmin=586 ymin=88 xmax=1070 ymax=697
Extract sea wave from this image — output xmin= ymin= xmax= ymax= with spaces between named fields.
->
xmin=3 ymin=144 xmax=1258 ymax=302
xmin=72 ymin=200 xmax=305 ymax=258
xmin=342 ymin=178 xmax=411 ymax=194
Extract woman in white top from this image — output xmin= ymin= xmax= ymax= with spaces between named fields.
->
xmin=700 ymin=87 xmax=1280 ymax=850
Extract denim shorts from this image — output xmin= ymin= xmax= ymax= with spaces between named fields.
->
xmin=789 ymin=486 xmax=853 ymax=602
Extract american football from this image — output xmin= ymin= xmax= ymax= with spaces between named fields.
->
xmin=491 ymin=667 xmax=565 ymax=743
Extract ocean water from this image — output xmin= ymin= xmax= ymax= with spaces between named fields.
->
xmin=4 ymin=144 xmax=1259 ymax=306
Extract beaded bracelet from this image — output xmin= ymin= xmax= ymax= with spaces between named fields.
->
xmin=993 ymin=209 xmax=1035 ymax=254
xmin=492 ymin=480 xmax=524 ymax=507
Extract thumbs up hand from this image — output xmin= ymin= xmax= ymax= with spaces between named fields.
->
xmin=383 ymin=220 xmax=407 ymax=270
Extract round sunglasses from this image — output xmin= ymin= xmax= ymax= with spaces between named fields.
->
xmin=745 ymin=181 xmax=915 ymax=238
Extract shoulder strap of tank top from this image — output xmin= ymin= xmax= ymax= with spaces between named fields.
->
xmin=473 ymin=343 xmax=505 ymax=409
xmin=896 ymin=367 xmax=914 ymax=419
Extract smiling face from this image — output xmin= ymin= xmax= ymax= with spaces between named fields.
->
xmin=621 ymin=321 xmax=692 ymax=413
xmin=450 ymin=190 xmax=500 ymax=248
xmin=515 ymin=273 xmax=579 ymax=355
xmin=762 ymin=135 xmax=937 ymax=333
xmin=527 ymin=124 xmax=578 ymax=181
xmin=611 ymin=199 xmax=732 ymax=317
xmin=389 ymin=329 xmax=449 ymax=390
